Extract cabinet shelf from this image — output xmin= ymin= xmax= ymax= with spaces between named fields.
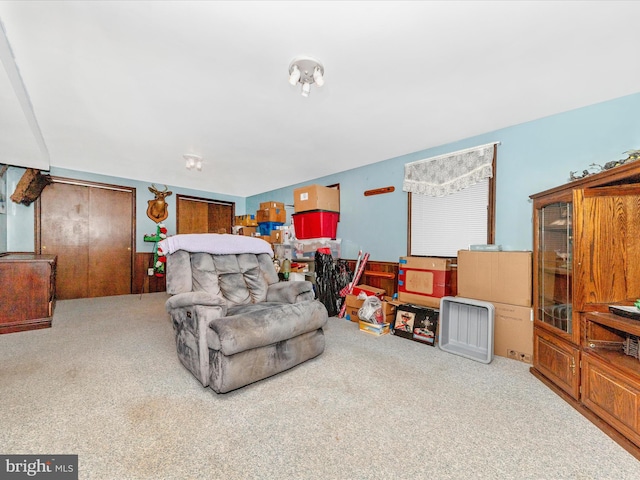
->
xmin=584 ymin=348 xmax=640 ymax=379
xmin=542 ymin=266 xmax=571 ymax=275
xmin=585 ymin=311 xmax=640 ymax=337
xmin=543 ymin=225 xmax=573 ymax=232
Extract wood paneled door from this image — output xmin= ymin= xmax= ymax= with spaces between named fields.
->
xmin=176 ymin=194 xmax=234 ymax=234
xmin=36 ymin=177 xmax=135 ymax=300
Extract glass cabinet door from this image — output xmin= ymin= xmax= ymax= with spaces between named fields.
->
xmin=538 ymin=202 xmax=572 ymax=333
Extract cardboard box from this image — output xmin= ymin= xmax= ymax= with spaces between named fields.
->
xmin=397 ymin=257 xmax=452 ymax=308
xmin=260 ymin=201 xmax=285 ymax=210
xmin=391 ymin=303 xmax=439 ymax=346
xmin=293 ymin=184 xmax=340 ymax=213
xmin=358 ymin=321 xmax=390 ymax=336
xmin=235 ymin=214 xmax=258 ymax=227
xmin=237 ymin=226 xmax=257 ymax=236
xmin=492 ymin=301 xmax=534 ymax=363
xmin=351 ymin=285 xmax=385 ymax=299
xmin=256 ymin=207 xmax=286 ymax=224
xmin=270 ymin=230 xmax=283 ymax=243
xmin=345 ymin=294 xmax=396 ymax=323
xmin=457 ymin=250 xmax=532 ymax=307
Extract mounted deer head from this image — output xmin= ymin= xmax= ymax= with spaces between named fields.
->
xmin=146 ymin=184 xmax=172 ymax=223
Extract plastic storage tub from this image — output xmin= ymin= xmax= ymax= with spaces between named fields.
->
xmin=438 ymin=296 xmax=495 ymax=363
xmin=292 ymin=210 xmax=339 ymax=239
xmin=257 ymin=222 xmax=284 ymax=236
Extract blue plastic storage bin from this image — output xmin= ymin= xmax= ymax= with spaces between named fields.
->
xmin=258 ymin=222 xmax=284 ymax=236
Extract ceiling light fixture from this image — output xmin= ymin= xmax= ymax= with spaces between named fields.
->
xmin=288 ymin=56 xmax=324 ymax=97
xmin=184 ymin=154 xmax=203 ymax=171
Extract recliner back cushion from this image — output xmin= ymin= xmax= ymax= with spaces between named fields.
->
xmin=191 ymin=253 xmax=222 ymax=297
xmin=190 ymin=252 xmax=276 ymax=307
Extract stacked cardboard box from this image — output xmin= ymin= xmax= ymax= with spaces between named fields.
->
xmin=292 ymin=185 xmax=340 ymax=240
xmin=250 ymin=200 xmax=285 ymax=244
xmin=256 ymin=201 xmax=286 ymax=224
xmin=293 ymin=185 xmax=340 ymax=213
xmin=456 ymin=250 xmax=533 ymax=363
xmin=397 ymin=256 xmax=453 ymax=308
xmin=236 ymin=226 xmax=257 ymax=236
xmin=343 ymin=284 xmax=396 ymax=336
xmin=344 ymin=286 xmax=396 ymax=323
xmin=235 ymin=214 xmax=258 ymax=227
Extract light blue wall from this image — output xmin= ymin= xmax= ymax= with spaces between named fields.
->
xmin=4 ymin=167 xmax=34 ymax=253
xmin=248 ymin=92 xmax=640 ymax=262
xmin=4 ymin=167 xmax=246 ymax=254
xmin=4 ymin=92 xmax=640 ymax=260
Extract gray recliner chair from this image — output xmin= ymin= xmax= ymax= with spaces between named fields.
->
xmin=159 ymin=234 xmax=328 ymax=393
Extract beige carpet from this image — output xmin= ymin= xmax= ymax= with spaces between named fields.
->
xmin=1 ymin=293 xmax=638 ymax=479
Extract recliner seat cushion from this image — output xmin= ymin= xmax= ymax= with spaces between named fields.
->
xmin=209 ymin=329 xmax=325 ymax=394
xmin=206 ymin=300 xmax=328 ymax=356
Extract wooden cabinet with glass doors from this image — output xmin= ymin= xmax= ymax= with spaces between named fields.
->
xmin=530 ymin=160 xmax=640 ymax=460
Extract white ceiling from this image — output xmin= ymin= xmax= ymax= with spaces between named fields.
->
xmin=1 ymin=1 xmax=640 ymax=197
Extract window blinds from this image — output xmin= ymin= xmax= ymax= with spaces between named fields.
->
xmin=405 ymin=142 xmax=498 ymax=257
xmin=410 ymin=178 xmax=489 ymax=257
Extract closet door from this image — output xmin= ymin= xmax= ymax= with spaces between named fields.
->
xmin=37 ymin=178 xmax=134 ymax=299
xmin=88 ymin=186 xmax=133 ymax=297
xmin=177 ymin=195 xmax=234 ymax=234
xmin=39 ymin=182 xmax=89 ymax=299
xmin=177 ymin=197 xmax=209 ymax=234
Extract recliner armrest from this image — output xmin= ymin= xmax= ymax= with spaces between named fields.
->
xmin=266 ymin=280 xmax=315 ymax=304
xmin=166 ymin=291 xmax=227 ymax=311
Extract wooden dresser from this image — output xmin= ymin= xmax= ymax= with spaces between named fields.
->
xmin=0 ymin=253 xmax=57 ymax=334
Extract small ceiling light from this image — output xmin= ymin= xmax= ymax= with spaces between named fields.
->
xmin=184 ymin=154 xmax=203 ymax=171
xmin=288 ymin=64 xmax=301 ymax=86
xmin=288 ymin=56 xmax=324 ymax=97
xmin=312 ymin=66 xmax=324 ymax=87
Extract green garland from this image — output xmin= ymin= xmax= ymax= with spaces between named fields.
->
xmin=143 ymin=223 xmax=168 ymax=277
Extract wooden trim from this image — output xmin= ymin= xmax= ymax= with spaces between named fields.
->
xmin=43 ymin=176 xmax=134 ymax=192
xmin=406 ymin=192 xmax=412 ymax=255
xmin=364 ymin=186 xmax=394 ymax=196
xmin=487 ymin=144 xmax=497 ymax=244
xmin=582 ymin=183 xmax=640 ymax=197
xmin=530 ymin=160 xmax=640 ymax=200
xmin=363 ymin=270 xmax=396 ymax=279
xmin=344 ymin=259 xmax=398 ymax=296
xmin=133 ymin=252 xmax=166 ymax=294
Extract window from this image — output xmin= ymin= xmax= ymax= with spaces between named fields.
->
xmin=405 ymin=143 xmax=497 ymax=257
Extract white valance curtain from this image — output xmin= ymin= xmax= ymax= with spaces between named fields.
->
xmin=403 ymin=142 xmax=498 ymax=197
